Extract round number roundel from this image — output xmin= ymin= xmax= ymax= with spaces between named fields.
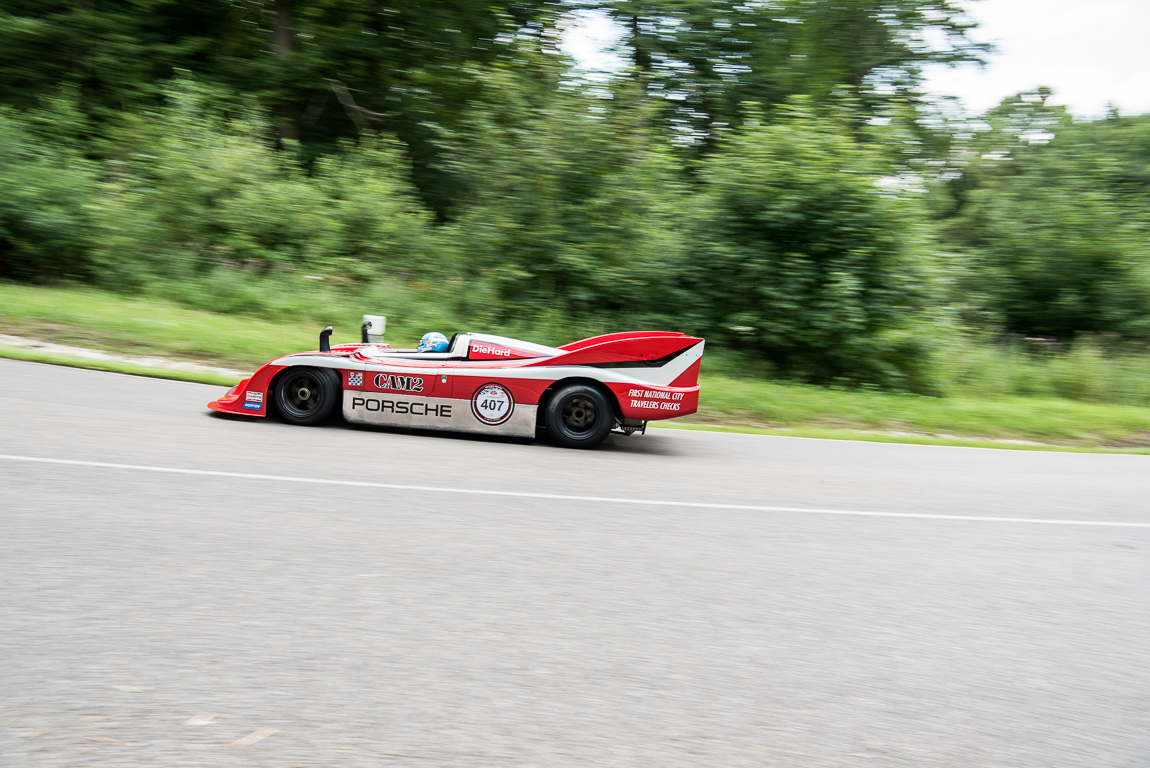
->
xmin=471 ymin=383 xmax=514 ymax=425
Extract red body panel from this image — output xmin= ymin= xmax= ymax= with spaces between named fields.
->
xmin=533 ymin=334 xmax=701 ymax=367
xmin=557 ymin=331 xmax=692 ymax=352
xmin=206 ymin=362 xmax=289 ymax=416
xmin=450 ymin=373 xmax=553 ymax=405
xmin=669 ymin=358 xmax=702 ymax=388
xmin=607 ymin=382 xmax=700 ymax=420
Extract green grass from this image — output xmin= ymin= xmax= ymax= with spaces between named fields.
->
xmin=654 ymin=422 xmax=1150 ymax=454
xmin=0 ymin=281 xmax=364 ymax=368
xmin=0 ymin=345 xmax=239 ymax=387
xmin=933 ymin=338 xmax=1150 ymax=406
xmin=3 ymin=281 xmax=1150 ymax=452
xmin=688 ymin=376 xmax=1150 ymax=447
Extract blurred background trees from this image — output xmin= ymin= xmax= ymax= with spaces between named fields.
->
xmin=936 ymin=93 xmax=1150 ymax=342
xmin=679 ymin=101 xmax=934 ymax=389
xmin=600 ymin=0 xmax=987 ymax=155
xmin=1 ymin=0 xmax=1148 ymax=392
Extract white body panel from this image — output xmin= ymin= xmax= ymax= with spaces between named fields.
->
xmin=343 ymin=391 xmax=537 ymax=438
xmin=272 ymin=340 xmax=705 ymax=390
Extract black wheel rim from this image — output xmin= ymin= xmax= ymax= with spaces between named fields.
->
xmin=284 ymin=372 xmax=322 ymax=414
xmin=561 ymin=395 xmax=598 ymax=434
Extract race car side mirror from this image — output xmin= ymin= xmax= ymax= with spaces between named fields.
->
xmin=362 ymin=315 xmax=385 ymax=343
xmin=319 ymin=325 xmax=333 ymax=353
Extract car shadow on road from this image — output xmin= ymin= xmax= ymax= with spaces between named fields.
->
xmin=207 ymin=410 xmax=685 ymax=456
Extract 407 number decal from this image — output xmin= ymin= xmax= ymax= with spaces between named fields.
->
xmin=471 ymin=383 xmax=514 ymax=426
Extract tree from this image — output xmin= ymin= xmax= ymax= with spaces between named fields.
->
xmin=0 ymin=107 xmax=97 ymax=281
xmin=0 ymin=0 xmax=553 ymax=213
xmin=442 ymin=55 xmax=688 ymax=323
xmin=940 ymin=94 xmax=1150 ymax=340
xmin=681 ymin=101 xmax=933 ymax=387
xmin=0 ymin=0 xmax=232 ymax=139
xmin=598 ymin=0 xmax=988 ymax=154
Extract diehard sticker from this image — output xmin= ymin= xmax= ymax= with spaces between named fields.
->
xmin=472 ymin=343 xmax=512 ymax=357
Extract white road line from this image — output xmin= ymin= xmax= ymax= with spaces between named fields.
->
xmin=184 ymin=713 xmax=217 ymax=726
xmin=1 ymin=453 xmax=1148 ymax=528
xmin=229 ymin=727 xmax=278 ymax=748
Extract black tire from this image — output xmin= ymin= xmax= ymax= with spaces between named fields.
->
xmin=543 ymin=383 xmax=614 ymax=449
xmin=275 ymin=366 xmax=341 ymax=426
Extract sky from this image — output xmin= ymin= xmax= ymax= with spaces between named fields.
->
xmin=563 ymin=0 xmax=1150 ymax=119
xmin=924 ymin=0 xmax=1150 ymax=118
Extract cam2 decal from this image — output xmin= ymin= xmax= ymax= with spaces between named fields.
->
xmin=373 ymin=373 xmax=424 ymax=393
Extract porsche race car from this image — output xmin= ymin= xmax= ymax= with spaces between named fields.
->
xmin=208 ymin=319 xmax=704 ymax=448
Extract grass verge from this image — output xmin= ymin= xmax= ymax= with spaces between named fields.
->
xmin=687 ymin=376 xmax=1150 ymax=449
xmin=3 ymin=281 xmax=1150 ymax=453
xmin=0 ymin=346 xmax=239 ymax=387
xmin=0 ymin=281 xmax=365 ymax=368
xmin=654 ymin=423 xmax=1150 ymax=454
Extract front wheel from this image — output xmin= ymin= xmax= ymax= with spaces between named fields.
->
xmin=275 ymin=367 xmax=341 ymax=425
xmin=543 ymin=384 xmax=614 ymax=449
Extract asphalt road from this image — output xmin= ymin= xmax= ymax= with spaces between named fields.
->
xmin=2 ymin=357 xmax=1149 ymax=768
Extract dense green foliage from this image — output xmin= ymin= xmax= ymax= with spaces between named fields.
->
xmin=0 ymin=0 xmax=545 ymax=211
xmin=601 ymin=0 xmax=987 ymax=153
xmin=0 ymin=105 xmax=97 ymax=280
xmin=681 ymin=103 xmax=932 ymax=387
xmin=1 ymin=1 xmax=1148 ymax=395
xmin=938 ymin=94 xmax=1150 ymax=341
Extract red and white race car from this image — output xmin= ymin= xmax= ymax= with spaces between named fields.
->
xmin=208 ymin=320 xmax=704 ymax=448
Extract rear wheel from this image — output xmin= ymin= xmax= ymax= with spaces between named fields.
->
xmin=275 ymin=367 xmax=341 ymax=425
xmin=544 ymin=383 xmax=614 ymax=449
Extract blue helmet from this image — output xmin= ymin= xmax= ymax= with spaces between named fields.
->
xmin=417 ymin=331 xmax=450 ymax=353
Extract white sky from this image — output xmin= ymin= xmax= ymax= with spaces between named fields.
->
xmin=563 ymin=1 xmax=1150 ymax=119
xmin=561 ymin=9 xmax=627 ymax=81
xmin=924 ymin=0 xmax=1150 ymax=118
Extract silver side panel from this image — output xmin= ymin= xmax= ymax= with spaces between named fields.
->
xmin=270 ymin=354 xmax=361 ymax=370
xmin=343 ymin=391 xmax=537 ymax=439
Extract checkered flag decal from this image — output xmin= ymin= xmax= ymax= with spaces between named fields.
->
xmin=348 ymin=372 xmax=363 ymax=386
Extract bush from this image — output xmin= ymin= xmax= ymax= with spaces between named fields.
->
xmin=49 ymin=77 xmax=442 ymax=293
xmin=442 ymin=64 xmax=689 ymax=321
xmin=955 ymin=175 xmax=1150 ymax=340
xmin=933 ymin=335 xmax=1150 ymax=406
xmin=0 ymin=110 xmax=97 ymax=281
xmin=942 ymin=98 xmax=1150 ymax=341
xmin=681 ymin=102 xmax=934 ymax=389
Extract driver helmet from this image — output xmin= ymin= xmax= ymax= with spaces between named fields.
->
xmin=417 ymin=331 xmax=450 ymax=353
